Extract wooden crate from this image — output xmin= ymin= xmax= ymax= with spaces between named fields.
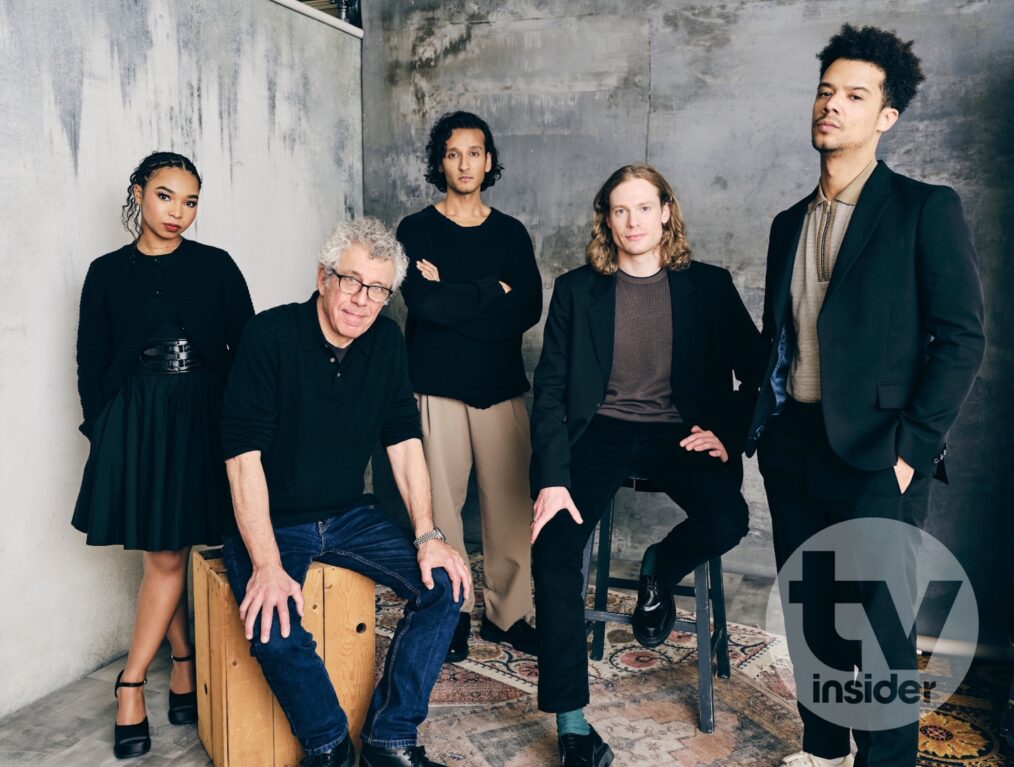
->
xmin=193 ymin=549 xmax=376 ymax=767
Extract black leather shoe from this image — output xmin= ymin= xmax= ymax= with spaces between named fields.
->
xmin=444 ymin=612 xmax=470 ymax=663
xmin=113 ymin=671 xmax=150 ymax=759
xmin=168 ymin=653 xmax=198 ymax=725
xmin=631 ymin=574 xmax=675 ymax=648
xmin=558 ymin=726 xmax=614 ymax=766
xmin=301 ymin=736 xmax=355 ymax=767
xmin=479 ymin=615 xmax=538 ymax=656
xmin=360 ymin=742 xmax=446 ymax=767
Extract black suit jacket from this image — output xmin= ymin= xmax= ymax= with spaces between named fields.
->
xmin=745 ymin=162 xmax=986 ymax=479
xmin=530 ymin=261 xmax=765 ymax=494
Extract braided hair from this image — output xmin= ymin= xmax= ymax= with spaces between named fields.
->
xmin=121 ymin=151 xmax=202 ymax=237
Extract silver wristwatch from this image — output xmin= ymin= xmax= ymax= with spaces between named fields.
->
xmin=413 ymin=527 xmax=447 ymax=549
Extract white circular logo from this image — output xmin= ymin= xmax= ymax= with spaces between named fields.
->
xmin=765 ymin=518 xmax=978 ymax=731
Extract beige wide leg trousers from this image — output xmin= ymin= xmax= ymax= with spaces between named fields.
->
xmin=416 ymin=394 xmax=535 ymax=628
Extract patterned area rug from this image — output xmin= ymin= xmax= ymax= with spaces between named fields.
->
xmin=916 ymin=658 xmax=1013 ymax=766
xmin=372 ymin=556 xmax=1012 ymax=766
xmin=373 ymin=556 xmax=801 ymax=765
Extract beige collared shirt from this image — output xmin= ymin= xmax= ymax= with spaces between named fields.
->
xmin=787 ymin=159 xmax=878 ymax=402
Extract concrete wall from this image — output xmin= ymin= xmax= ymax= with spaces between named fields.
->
xmin=0 ymin=0 xmax=362 ymax=718
xmin=362 ymin=1 xmax=1013 ymax=642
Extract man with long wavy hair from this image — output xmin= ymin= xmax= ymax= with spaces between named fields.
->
xmin=529 ymin=164 xmax=765 ymax=765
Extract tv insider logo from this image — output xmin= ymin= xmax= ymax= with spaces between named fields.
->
xmin=767 ymin=518 xmax=978 ymax=731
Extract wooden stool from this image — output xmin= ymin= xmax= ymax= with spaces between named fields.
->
xmin=581 ymin=475 xmax=731 ymax=733
xmin=192 ymin=549 xmax=376 ymax=767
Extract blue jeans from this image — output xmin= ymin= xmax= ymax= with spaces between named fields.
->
xmin=222 ymin=504 xmax=462 ymax=755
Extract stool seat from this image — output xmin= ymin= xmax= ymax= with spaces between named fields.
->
xmin=582 ymin=475 xmax=731 ymax=733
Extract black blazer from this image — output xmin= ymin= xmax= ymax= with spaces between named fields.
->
xmin=76 ymin=239 xmax=254 ymax=437
xmin=745 ymin=162 xmax=986 ymax=479
xmin=530 ymin=261 xmax=765 ymax=494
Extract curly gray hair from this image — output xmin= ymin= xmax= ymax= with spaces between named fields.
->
xmin=318 ymin=217 xmax=408 ymax=291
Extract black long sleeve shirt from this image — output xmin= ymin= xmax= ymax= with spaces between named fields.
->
xmin=76 ymin=239 xmax=254 ymax=437
xmin=397 ymin=206 xmax=543 ymax=408
xmin=220 ymin=293 xmax=422 ymax=528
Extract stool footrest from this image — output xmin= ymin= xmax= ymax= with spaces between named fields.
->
xmin=606 ymin=577 xmax=640 ymax=590
xmin=585 ymin=610 xmax=633 ymax=625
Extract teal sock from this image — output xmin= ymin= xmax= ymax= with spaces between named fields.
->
xmin=556 ymin=708 xmax=590 ymax=736
xmin=640 ymin=543 xmax=659 ymax=577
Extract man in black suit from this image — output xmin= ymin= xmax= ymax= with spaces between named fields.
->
xmin=530 ymin=163 xmax=765 ymax=766
xmin=745 ymin=25 xmax=986 ymax=767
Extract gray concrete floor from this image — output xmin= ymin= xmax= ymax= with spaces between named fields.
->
xmin=0 ymin=649 xmax=209 ymax=766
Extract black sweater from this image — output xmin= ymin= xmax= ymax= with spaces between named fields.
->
xmin=397 ymin=206 xmax=543 ymax=408
xmin=221 ymin=295 xmax=422 ymax=527
xmin=76 ymin=239 xmax=254 ymax=437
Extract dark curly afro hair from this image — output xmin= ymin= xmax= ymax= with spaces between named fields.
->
xmin=818 ymin=24 xmax=924 ymax=113
xmin=424 ymin=111 xmax=503 ymax=192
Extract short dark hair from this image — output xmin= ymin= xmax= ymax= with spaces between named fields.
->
xmin=424 ymin=111 xmax=503 ymax=192
xmin=817 ymin=24 xmax=924 ymax=113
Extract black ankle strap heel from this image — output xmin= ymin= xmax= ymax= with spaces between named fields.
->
xmin=168 ymin=652 xmax=199 ymax=725
xmin=113 ymin=671 xmax=150 ymax=759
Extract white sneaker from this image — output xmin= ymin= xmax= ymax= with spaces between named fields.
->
xmin=780 ymin=752 xmax=854 ymax=767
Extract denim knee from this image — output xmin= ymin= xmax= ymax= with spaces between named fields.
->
xmin=249 ymin=623 xmax=317 ymax=665
xmin=422 ymin=567 xmax=460 ymax=609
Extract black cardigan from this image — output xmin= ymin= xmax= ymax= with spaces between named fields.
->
xmin=76 ymin=238 xmax=254 ymax=437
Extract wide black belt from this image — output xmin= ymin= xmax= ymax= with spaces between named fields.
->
xmin=139 ymin=339 xmax=204 ymax=373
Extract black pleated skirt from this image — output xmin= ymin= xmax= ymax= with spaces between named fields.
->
xmin=72 ymin=366 xmax=227 ymax=551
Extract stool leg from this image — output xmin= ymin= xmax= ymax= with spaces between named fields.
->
xmin=590 ymin=500 xmax=614 ymax=661
xmin=694 ymin=563 xmax=715 ymax=733
xmin=709 ymin=557 xmax=731 ymax=680
xmin=581 ymin=529 xmax=594 ymax=637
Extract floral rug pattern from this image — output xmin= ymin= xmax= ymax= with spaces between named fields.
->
xmin=371 ymin=555 xmax=1011 ymax=765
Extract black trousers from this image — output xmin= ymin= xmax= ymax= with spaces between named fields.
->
xmin=758 ymin=399 xmax=930 ymax=767
xmin=532 ymin=415 xmax=749 ymax=713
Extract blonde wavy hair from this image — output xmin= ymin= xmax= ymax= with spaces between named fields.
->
xmin=586 ymin=164 xmax=692 ymax=275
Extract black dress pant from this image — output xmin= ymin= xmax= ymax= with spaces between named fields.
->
xmin=758 ymin=399 xmax=930 ymax=767
xmin=532 ymin=415 xmax=749 ymax=713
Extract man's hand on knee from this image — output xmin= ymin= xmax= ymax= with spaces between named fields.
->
xmin=418 ymin=540 xmax=473 ymax=604
xmin=531 ymin=486 xmax=583 ymax=544
xmin=239 ymin=564 xmax=304 ymax=644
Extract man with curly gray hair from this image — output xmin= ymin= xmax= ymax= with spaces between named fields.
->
xmin=220 ymin=216 xmax=469 ymax=767
xmin=319 ymin=216 xmax=409 ymax=294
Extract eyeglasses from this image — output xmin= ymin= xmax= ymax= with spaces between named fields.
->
xmin=327 ymin=269 xmax=394 ymax=303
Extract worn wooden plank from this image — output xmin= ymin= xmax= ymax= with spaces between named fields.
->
xmin=192 ymin=550 xmax=213 ymax=760
xmin=323 ymin=566 xmax=376 ymax=747
xmin=221 ymin=568 xmax=275 ymax=767
xmin=207 ymin=568 xmax=228 ymax=767
xmin=271 ymin=564 xmax=325 ymax=766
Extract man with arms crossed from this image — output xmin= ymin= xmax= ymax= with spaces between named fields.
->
xmin=398 ymin=111 xmax=542 ymax=662
xmin=221 ymin=218 xmax=471 ymax=767
xmin=530 ymin=164 xmax=765 ymax=765
xmin=746 ymin=25 xmax=985 ymax=767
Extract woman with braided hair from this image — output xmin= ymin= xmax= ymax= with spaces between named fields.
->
xmin=72 ymin=151 xmax=254 ymax=758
